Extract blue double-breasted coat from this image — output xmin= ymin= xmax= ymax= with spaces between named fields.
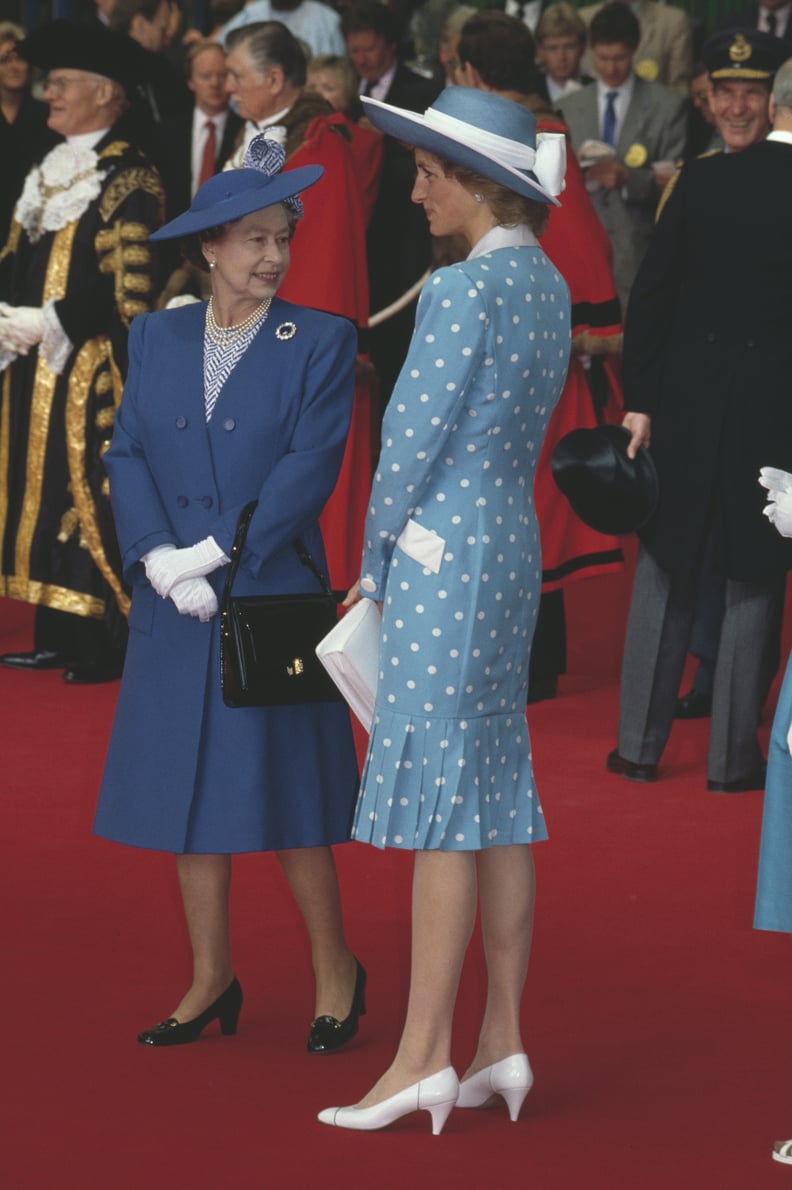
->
xmin=93 ymin=298 xmax=360 ymax=854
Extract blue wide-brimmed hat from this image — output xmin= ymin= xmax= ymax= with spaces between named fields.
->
xmin=150 ymin=140 xmax=323 ymax=241
xmin=362 ymin=87 xmax=565 ymax=206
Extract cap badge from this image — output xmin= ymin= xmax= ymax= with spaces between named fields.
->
xmin=729 ymin=34 xmax=752 ymax=63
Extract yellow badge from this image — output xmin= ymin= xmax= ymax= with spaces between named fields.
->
xmin=729 ymin=33 xmax=752 ymax=63
xmin=624 ymin=142 xmax=648 ymax=168
xmin=635 ymin=58 xmax=659 ymax=82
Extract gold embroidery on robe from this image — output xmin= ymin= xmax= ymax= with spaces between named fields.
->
xmin=66 ymin=339 xmax=129 ymax=616
xmin=15 ymin=220 xmax=78 ymax=583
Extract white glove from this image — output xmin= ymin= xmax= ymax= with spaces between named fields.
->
xmin=144 ymin=536 xmax=228 ymax=598
xmin=759 ymin=467 xmax=792 ymax=494
xmin=169 ymin=577 xmax=219 ymax=621
xmin=0 ymin=304 xmax=22 ymax=353
xmin=0 ymin=305 xmax=45 ymax=353
xmin=763 ymin=491 xmax=792 ymax=538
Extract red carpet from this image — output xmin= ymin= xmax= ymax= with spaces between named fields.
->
xmin=3 ymin=556 xmax=792 ymax=1190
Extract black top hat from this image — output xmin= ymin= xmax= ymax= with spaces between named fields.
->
xmin=551 ymin=425 xmax=658 ymax=536
xmin=17 ymin=19 xmax=152 ymax=94
xmin=702 ymin=28 xmax=788 ymax=81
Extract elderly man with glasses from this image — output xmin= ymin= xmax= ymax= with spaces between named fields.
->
xmin=0 ymin=20 xmax=164 ymax=684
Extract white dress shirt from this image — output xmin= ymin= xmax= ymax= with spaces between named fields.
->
xmin=596 ymin=75 xmax=635 ymax=147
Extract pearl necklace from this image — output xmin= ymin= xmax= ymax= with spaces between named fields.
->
xmin=205 ymin=296 xmax=272 ymax=345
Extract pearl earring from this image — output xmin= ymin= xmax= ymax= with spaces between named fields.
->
xmin=208 ymin=260 xmax=216 ymax=269
xmin=474 ymin=193 xmax=484 ymax=204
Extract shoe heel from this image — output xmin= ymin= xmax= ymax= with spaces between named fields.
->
xmin=427 ymin=1099 xmax=455 ymax=1136
xmin=499 ymin=1085 xmax=529 ymax=1123
xmin=218 ymin=979 xmax=243 ymax=1035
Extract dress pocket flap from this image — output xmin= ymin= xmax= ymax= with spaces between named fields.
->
xmin=395 ymin=518 xmax=446 ymax=574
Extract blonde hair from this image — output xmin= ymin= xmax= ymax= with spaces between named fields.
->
xmin=535 ymin=3 xmax=586 ymax=46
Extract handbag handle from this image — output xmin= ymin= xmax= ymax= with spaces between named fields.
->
xmin=221 ymin=500 xmax=336 ymax=611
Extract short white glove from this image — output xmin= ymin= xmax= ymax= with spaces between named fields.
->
xmin=0 ymin=304 xmax=22 ymax=353
xmin=763 ymin=492 xmax=792 ymax=538
xmin=144 ymin=536 xmax=228 ymax=598
xmin=0 ymin=305 xmax=45 ymax=353
xmin=169 ymin=576 xmax=219 ymax=621
xmin=759 ymin=467 xmax=792 ymax=494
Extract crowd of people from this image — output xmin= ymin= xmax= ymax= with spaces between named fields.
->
xmin=2 ymin=0 xmax=792 ymax=1160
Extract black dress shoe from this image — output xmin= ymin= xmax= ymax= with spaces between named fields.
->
xmin=138 ymin=977 xmax=243 ymax=1047
xmin=674 ymin=688 xmax=712 ymax=720
xmin=307 ymin=959 xmax=366 ymax=1054
xmin=0 ymin=649 xmax=70 ymax=670
xmin=606 ymin=748 xmax=658 ymax=783
xmin=707 ymin=766 xmax=766 ymax=793
xmin=62 ymin=658 xmax=124 ymax=684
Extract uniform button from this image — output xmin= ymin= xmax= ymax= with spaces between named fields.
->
xmin=360 ymin=577 xmax=377 ymax=593
xmin=747 ymin=337 xmax=756 ymax=348
xmin=176 ymin=495 xmax=188 ymax=508
xmin=201 ymin=496 xmax=213 ymax=509
xmin=706 ymin=332 xmax=716 ymax=343
xmin=175 ymin=415 xmax=188 ymax=429
xmin=223 ymin=417 xmax=236 ymax=431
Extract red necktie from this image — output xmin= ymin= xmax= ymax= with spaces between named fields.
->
xmin=198 ymin=119 xmax=217 ymax=189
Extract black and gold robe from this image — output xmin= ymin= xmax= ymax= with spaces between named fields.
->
xmin=0 ymin=129 xmax=164 ymax=621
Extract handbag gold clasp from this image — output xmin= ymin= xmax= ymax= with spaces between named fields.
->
xmin=287 ymin=658 xmax=304 ymax=676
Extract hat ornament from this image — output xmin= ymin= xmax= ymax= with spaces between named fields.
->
xmin=242 ymin=135 xmax=304 ymax=218
xmin=421 ymin=107 xmax=566 ymax=197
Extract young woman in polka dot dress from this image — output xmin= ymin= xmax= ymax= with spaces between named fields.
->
xmin=319 ymin=88 xmax=571 ymax=1133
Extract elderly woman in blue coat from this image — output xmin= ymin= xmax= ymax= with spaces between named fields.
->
xmin=318 ymin=89 xmax=570 ymax=1133
xmin=94 ymin=139 xmax=365 ymax=1052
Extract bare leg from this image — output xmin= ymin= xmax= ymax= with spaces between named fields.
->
xmin=462 ymin=844 xmax=535 ymax=1079
xmin=276 ymin=846 xmax=357 ymax=1020
xmin=356 ymin=849 xmax=477 ymax=1109
xmin=169 ymin=853 xmax=234 ymax=1022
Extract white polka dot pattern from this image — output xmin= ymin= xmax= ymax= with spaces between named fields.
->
xmin=353 ymin=247 xmax=570 ymax=852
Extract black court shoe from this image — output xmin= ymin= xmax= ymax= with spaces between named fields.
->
xmin=137 ymin=977 xmax=243 ymax=1047
xmin=307 ymin=959 xmax=366 ymax=1054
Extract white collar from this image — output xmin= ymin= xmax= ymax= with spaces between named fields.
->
xmin=67 ymin=128 xmax=110 ymax=151
xmin=767 ymin=130 xmax=792 ymax=145
xmin=255 ymin=103 xmax=293 ymax=129
xmin=467 ymin=224 xmax=538 ymax=260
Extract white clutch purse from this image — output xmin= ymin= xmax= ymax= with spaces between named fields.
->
xmin=315 ymin=598 xmax=381 ymax=730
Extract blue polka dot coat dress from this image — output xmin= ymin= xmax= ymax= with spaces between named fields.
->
xmin=352 ymin=226 xmax=571 ymax=852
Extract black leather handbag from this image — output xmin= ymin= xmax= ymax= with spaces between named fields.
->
xmin=220 ymin=502 xmax=344 ymax=708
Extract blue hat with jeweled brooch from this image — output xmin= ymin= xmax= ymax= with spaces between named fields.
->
xmin=150 ymin=138 xmax=323 ymax=241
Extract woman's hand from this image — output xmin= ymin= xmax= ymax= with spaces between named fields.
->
xmin=169 ymin=577 xmax=219 ymax=621
xmin=144 ymin=537 xmax=228 ymax=598
xmin=343 ymin=582 xmax=363 ymax=609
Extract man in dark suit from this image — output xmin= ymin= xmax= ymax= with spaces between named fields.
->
xmin=606 ymin=40 xmax=792 ymax=793
xmin=719 ymin=0 xmax=792 ymax=51
xmin=156 ymin=40 xmax=243 ymax=221
xmin=109 ymin=0 xmax=191 ymax=156
xmin=341 ymin=2 xmax=442 ymax=410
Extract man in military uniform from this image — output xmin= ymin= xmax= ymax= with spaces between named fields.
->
xmin=606 ymin=35 xmax=792 ymax=792
xmin=0 ymin=20 xmax=164 ymax=683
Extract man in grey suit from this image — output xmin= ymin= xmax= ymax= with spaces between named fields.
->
xmin=558 ymin=4 xmax=686 ymax=315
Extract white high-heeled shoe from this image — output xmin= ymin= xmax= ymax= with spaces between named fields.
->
xmin=456 ymin=1053 xmax=533 ymax=1122
xmin=318 ymin=1067 xmax=459 ymax=1135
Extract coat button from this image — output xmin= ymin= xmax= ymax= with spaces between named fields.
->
xmin=201 ymin=496 xmax=213 ymax=509
xmin=747 ymin=337 xmax=756 ymax=348
xmin=706 ymin=332 xmax=716 ymax=343
xmin=175 ymin=415 xmax=188 ymax=429
xmin=223 ymin=417 xmax=236 ymax=431
xmin=176 ymin=495 xmax=188 ymax=508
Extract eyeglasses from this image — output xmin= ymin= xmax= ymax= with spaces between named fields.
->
xmin=43 ymin=74 xmax=98 ymax=94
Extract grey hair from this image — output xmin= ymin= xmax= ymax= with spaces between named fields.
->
xmin=772 ymin=57 xmax=792 ymax=113
xmin=225 ymin=21 xmax=307 ymax=88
